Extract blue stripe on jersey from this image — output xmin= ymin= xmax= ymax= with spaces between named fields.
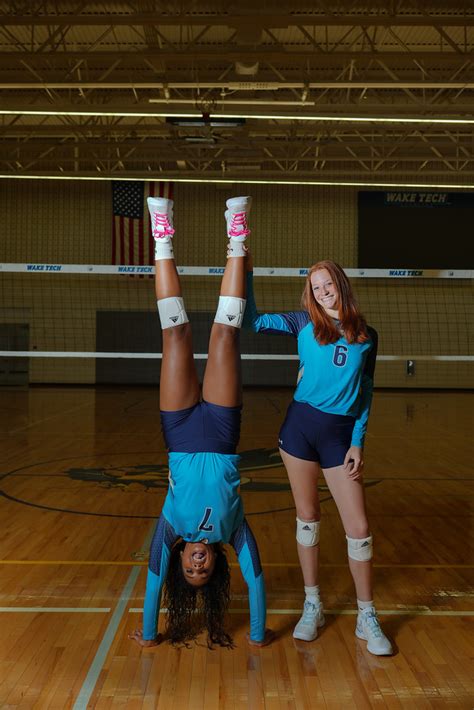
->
xmin=148 ymin=515 xmax=178 ymax=576
xmin=244 ymin=277 xmax=310 ymax=336
xmin=143 ymin=514 xmax=178 ymax=640
xmin=230 ymin=518 xmax=266 ymax=642
xmin=142 ymin=568 xmax=162 ymax=640
xmin=231 ymin=518 xmax=263 ymax=578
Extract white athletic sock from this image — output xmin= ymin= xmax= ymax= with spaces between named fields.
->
xmin=227 ymin=239 xmax=247 ymax=257
xmin=304 ymin=585 xmax=321 ymax=604
xmin=357 ymin=599 xmax=375 ymax=612
xmin=154 ymin=240 xmax=174 ymax=260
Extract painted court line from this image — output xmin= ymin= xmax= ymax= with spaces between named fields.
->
xmin=0 ymin=560 xmax=149 ymax=566
xmin=72 ymin=526 xmax=155 ymax=710
xmin=0 ymin=607 xmax=110 ymax=613
xmin=2 ymin=560 xmax=474 ymax=569
xmin=1 ymin=605 xmax=471 ymax=617
xmin=127 ymin=607 xmax=474 ymax=617
xmin=9 ymin=401 xmax=91 ymax=434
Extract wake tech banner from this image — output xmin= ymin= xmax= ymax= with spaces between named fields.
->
xmin=358 ymin=191 xmax=473 ymax=269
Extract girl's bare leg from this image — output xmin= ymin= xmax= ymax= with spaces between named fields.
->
xmin=323 ymin=463 xmax=393 ymax=654
xmin=279 ymin=450 xmax=321 ymax=587
xmin=322 ymin=464 xmax=372 ymax=600
xmin=202 ymin=196 xmax=251 ymax=407
xmin=149 ymin=196 xmax=199 ymax=411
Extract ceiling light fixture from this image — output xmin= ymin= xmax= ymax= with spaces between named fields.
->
xmin=212 ymin=112 xmax=474 ymax=125
xmin=0 ymin=108 xmax=474 ymax=125
xmin=166 ymin=116 xmax=245 ymax=127
xmin=152 ymin=99 xmax=315 ymax=106
xmin=0 ymin=174 xmax=472 ymax=189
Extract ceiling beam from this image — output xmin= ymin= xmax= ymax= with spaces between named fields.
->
xmin=3 ymin=138 xmax=471 ymax=150
xmin=1 ymin=13 xmax=474 ymax=27
xmin=0 ymin=50 xmax=470 ymax=64
xmin=0 ymin=168 xmax=472 ymax=179
xmin=2 ymin=153 xmax=470 ymax=164
xmin=2 ymin=81 xmax=474 ymax=89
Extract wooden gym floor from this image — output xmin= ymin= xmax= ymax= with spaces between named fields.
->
xmin=0 ymin=385 xmax=473 ymax=709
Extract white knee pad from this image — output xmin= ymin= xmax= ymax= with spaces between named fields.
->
xmin=157 ymin=297 xmax=189 ymax=329
xmin=214 ymin=296 xmax=246 ymax=328
xmin=296 ymin=518 xmax=320 ymax=547
xmin=346 ymin=534 xmax=373 ymax=562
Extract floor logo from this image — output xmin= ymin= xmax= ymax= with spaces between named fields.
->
xmin=65 ymin=448 xmax=288 ymax=491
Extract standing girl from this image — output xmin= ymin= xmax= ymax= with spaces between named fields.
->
xmin=245 ymin=259 xmax=392 ymax=655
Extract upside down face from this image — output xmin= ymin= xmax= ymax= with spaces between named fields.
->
xmin=180 ymin=541 xmax=216 ymax=587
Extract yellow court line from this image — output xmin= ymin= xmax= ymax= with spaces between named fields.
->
xmin=1 ymin=560 xmax=474 ymax=569
xmin=127 ymin=608 xmax=474 ymax=617
xmin=255 ymin=563 xmax=474 ymax=569
xmin=0 ymin=560 xmax=148 ymax=566
xmin=1 ymin=607 xmax=473 ymax=617
xmin=0 ymin=607 xmax=110 ymax=613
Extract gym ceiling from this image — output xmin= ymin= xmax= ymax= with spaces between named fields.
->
xmin=1 ymin=1 xmax=473 ymax=186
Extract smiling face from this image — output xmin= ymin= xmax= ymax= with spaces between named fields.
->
xmin=180 ymin=541 xmax=216 ymax=587
xmin=310 ymin=268 xmax=340 ymax=316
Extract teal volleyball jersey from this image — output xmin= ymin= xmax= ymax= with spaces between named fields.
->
xmin=244 ymin=272 xmax=377 ymax=447
xmin=162 ymin=451 xmax=244 ymax=543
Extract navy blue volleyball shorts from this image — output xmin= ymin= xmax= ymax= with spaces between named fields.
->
xmin=278 ymin=400 xmax=355 ymax=469
xmin=160 ymin=400 xmax=242 ymax=454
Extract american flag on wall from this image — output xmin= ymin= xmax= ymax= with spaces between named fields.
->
xmin=111 ymin=181 xmax=174 ymax=265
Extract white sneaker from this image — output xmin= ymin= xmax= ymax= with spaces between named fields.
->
xmin=356 ymin=607 xmax=393 ymax=655
xmin=225 ymin=196 xmax=252 ymax=241
xmin=147 ymin=197 xmax=174 ymax=241
xmin=293 ymin=600 xmax=325 ymax=641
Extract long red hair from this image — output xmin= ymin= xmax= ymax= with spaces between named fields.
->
xmin=301 ymin=261 xmax=369 ymax=345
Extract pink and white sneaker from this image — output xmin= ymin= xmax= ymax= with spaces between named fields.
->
xmin=225 ymin=196 xmax=252 ymax=242
xmin=147 ymin=197 xmax=175 ymax=241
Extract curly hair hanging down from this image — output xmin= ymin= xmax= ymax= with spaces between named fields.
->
xmin=164 ymin=540 xmax=234 ymax=648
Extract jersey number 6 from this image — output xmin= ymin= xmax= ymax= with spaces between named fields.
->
xmin=333 ymin=344 xmax=348 ymax=367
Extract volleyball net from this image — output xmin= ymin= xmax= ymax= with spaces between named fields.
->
xmin=0 ymin=263 xmax=471 ymax=388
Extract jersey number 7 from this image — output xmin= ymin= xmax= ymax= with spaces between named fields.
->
xmin=198 ymin=507 xmax=214 ymax=532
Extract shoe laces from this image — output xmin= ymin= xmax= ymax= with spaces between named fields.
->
xmin=228 ymin=211 xmax=250 ymax=238
xmin=361 ymin=609 xmax=383 ymax=638
xmin=301 ymin=600 xmax=319 ymax=623
xmin=152 ymin=211 xmax=175 ymax=239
